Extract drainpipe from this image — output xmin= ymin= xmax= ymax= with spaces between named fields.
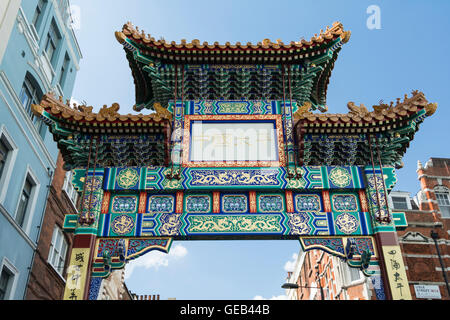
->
xmin=23 ymin=166 xmax=54 ymax=300
xmin=430 ymin=230 xmax=450 ymax=297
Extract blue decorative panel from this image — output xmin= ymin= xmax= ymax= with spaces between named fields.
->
xmin=98 ymin=211 xmax=373 ymax=238
xmin=88 ymin=277 xmax=103 ymax=300
xmin=301 ymin=237 xmax=345 ymax=257
xmin=259 ymin=195 xmax=284 ymax=212
xmin=111 ymin=196 xmax=138 ymax=213
xmin=141 ymin=215 xmax=156 ymax=235
xmin=184 ymin=168 xmax=283 ymax=189
xmin=187 ymin=100 xmax=278 ymax=115
xmin=295 ymin=194 xmax=322 ymax=212
xmin=371 ymin=276 xmax=386 ymax=300
xmin=184 ymin=213 xmax=286 ymax=235
xmin=286 ymin=212 xmax=312 ymax=235
xmin=186 ymin=195 xmax=211 ymax=213
xmin=147 ymin=195 xmax=175 ymax=213
xmin=332 ymin=194 xmax=358 ymax=212
xmin=222 ymin=195 xmax=248 ymax=213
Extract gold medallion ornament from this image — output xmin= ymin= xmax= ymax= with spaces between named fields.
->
xmin=117 ymin=168 xmax=139 ymax=189
xmin=111 ymin=215 xmax=135 ymax=235
xmin=335 ymin=212 xmax=359 ymax=234
xmin=329 ymin=167 xmax=351 ymax=188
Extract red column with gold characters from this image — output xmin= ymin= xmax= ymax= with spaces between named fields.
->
xmin=249 ymin=191 xmax=257 ymax=213
xmin=176 ymin=191 xmax=184 ymax=214
xmin=285 ymin=190 xmax=294 ymax=213
xmin=358 ymin=190 xmax=369 ymax=212
xmin=213 ymin=191 xmax=220 ymax=213
xmin=322 ymin=190 xmax=331 ymax=212
xmin=138 ymin=191 xmax=147 ymax=213
xmin=101 ymin=191 xmax=111 ymax=214
xmin=63 ymin=235 xmax=96 ymax=300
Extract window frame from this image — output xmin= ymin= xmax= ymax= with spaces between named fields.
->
xmin=58 ymin=53 xmax=70 ymax=89
xmin=19 ymin=74 xmax=46 ymax=139
xmin=32 ymin=0 xmax=48 ymax=31
xmin=14 ymin=167 xmax=40 ymax=234
xmin=0 ymin=126 xmax=18 ymax=205
xmin=348 ymin=265 xmax=362 ymax=284
xmin=48 ymin=225 xmax=69 ymax=277
xmin=15 ymin=177 xmax=33 ymax=227
xmin=44 ymin=20 xmax=61 ymax=67
xmin=0 ymin=258 xmax=19 ymax=300
xmin=391 ymin=196 xmax=409 ymax=210
xmin=62 ymin=170 xmax=79 ymax=210
xmin=435 ymin=190 xmax=450 ymax=218
xmin=0 ymin=139 xmax=8 ymax=179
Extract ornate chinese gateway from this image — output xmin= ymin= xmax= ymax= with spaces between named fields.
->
xmin=32 ymin=21 xmax=437 ymax=300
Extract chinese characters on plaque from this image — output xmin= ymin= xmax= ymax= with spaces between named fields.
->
xmin=381 ymin=245 xmax=412 ymax=300
xmin=63 ymin=248 xmax=91 ymax=300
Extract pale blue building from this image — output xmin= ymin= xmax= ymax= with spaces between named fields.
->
xmin=0 ymin=0 xmax=81 ymax=299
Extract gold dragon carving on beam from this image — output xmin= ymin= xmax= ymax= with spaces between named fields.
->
xmin=293 ymin=101 xmax=313 ymax=119
xmin=154 ymin=102 xmax=173 ymax=121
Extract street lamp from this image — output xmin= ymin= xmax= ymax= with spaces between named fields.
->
xmin=281 ymin=283 xmax=300 ymax=290
xmin=281 ymin=282 xmax=325 ymax=300
xmin=430 ymin=230 xmax=450 ymax=296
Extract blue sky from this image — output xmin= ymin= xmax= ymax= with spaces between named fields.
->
xmin=70 ymin=0 xmax=450 ymax=300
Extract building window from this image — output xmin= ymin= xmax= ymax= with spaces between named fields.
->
xmin=19 ymin=74 xmax=46 ymax=138
xmin=48 ymin=226 xmax=68 ymax=276
xmin=62 ymin=170 xmax=78 ymax=208
xmin=391 ymin=196 xmax=409 ymax=210
xmin=348 ymin=266 xmax=361 ymax=283
xmin=0 ymin=129 xmax=18 ymax=204
xmin=436 ymin=192 xmax=450 ymax=218
xmin=32 ymin=0 xmax=47 ymax=31
xmin=15 ymin=177 xmax=34 ymax=227
xmin=0 ymin=261 xmax=16 ymax=300
xmin=0 ymin=268 xmax=13 ymax=300
xmin=0 ymin=139 xmax=8 ymax=179
xmin=59 ymin=53 xmax=70 ymax=89
xmin=44 ymin=20 xmax=61 ymax=67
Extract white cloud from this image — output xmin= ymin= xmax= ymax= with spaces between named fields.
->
xmin=253 ymin=295 xmax=288 ymax=300
xmin=124 ymin=244 xmax=188 ymax=279
xmin=283 ymin=253 xmax=298 ymax=272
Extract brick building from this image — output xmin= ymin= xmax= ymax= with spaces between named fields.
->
xmin=285 ymin=157 xmax=450 ymax=300
xmin=393 ymin=158 xmax=450 ymax=300
xmin=285 ymin=248 xmax=374 ymax=300
xmin=25 ymin=153 xmax=78 ymax=300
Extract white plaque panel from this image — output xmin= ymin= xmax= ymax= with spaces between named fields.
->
xmin=190 ymin=121 xmax=278 ymax=162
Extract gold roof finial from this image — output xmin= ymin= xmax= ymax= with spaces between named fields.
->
xmin=262 ymin=38 xmax=271 ymax=46
xmin=425 ymin=102 xmax=437 ymax=116
xmin=115 ymin=31 xmax=127 ymax=44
